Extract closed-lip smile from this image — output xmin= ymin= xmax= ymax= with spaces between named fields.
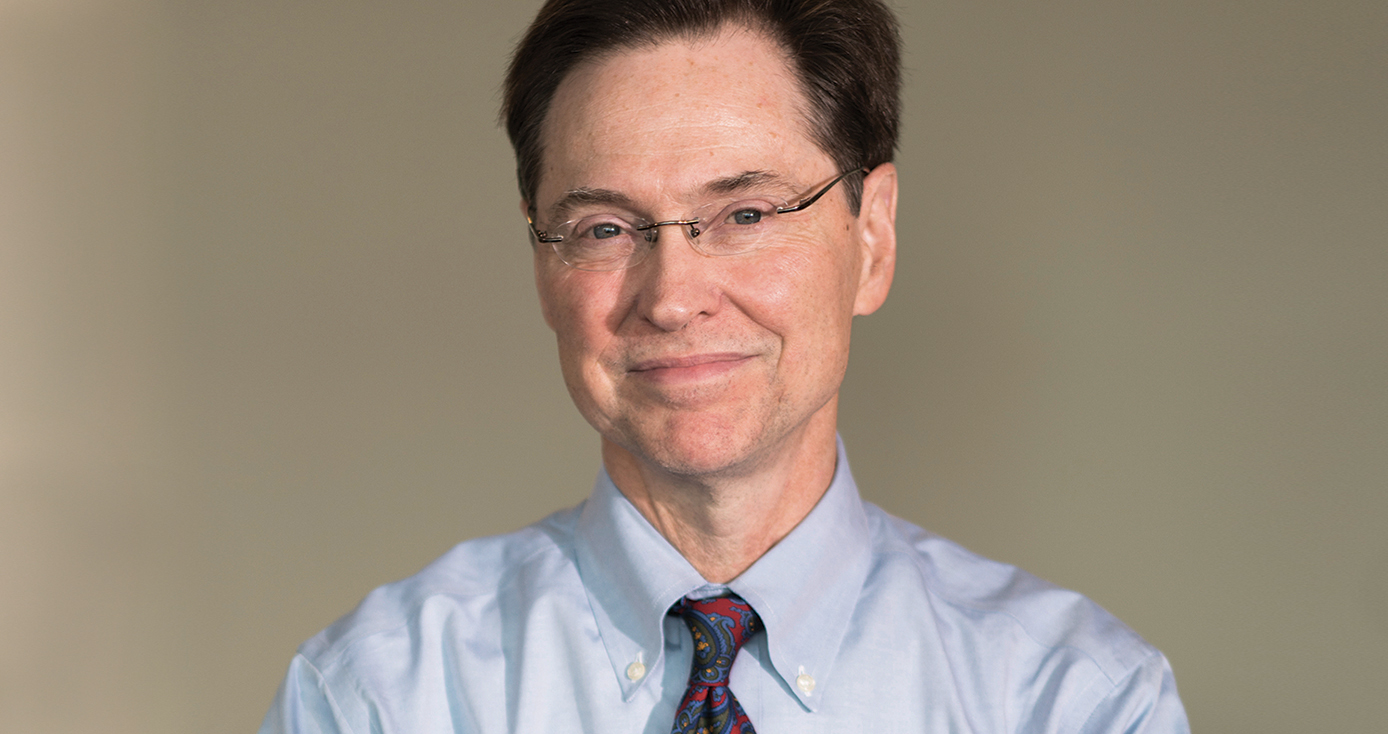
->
xmin=627 ymin=352 xmax=753 ymax=383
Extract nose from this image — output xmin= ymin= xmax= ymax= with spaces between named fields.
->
xmin=630 ymin=223 xmax=722 ymax=332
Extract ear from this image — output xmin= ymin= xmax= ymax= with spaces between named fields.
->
xmin=519 ymin=198 xmax=538 ymax=246
xmin=852 ymin=163 xmax=898 ymax=316
xmin=523 ymin=198 xmax=559 ymax=332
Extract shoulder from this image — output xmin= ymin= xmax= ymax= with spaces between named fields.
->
xmin=861 ymin=503 xmax=1188 ymax=732
xmin=866 ymin=504 xmax=1152 ymax=673
xmin=259 ymin=505 xmax=590 ymax=733
xmin=260 ymin=506 xmax=584 ymax=733
xmin=297 ymin=503 xmax=584 ymax=675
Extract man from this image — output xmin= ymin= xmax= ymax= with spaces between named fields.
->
xmin=261 ymin=1 xmax=1188 ymax=732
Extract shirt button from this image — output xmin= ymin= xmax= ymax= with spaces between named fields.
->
xmin=796 ymin=667 xmax=815 ymax=694
xmin=626 ymin=660 xmax=647 ymax=681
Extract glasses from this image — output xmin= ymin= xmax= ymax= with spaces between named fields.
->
xmin=527 ymin=167 xmax=868 ymax=272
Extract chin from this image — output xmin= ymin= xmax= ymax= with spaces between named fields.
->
xmin=615 ymin=413 xmax=774 ymax=480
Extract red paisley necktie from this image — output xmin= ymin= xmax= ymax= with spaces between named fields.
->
xmin=670 ymin=594 xmax=762 ymax=734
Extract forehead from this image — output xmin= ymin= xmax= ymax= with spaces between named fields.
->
xmin=534 ymin=26 xmax=826 ymax=206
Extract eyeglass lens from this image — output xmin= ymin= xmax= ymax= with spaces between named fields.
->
xmin=542 ymin=168 xmax=863 ymax=272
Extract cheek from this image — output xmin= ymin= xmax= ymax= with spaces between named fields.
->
xmin=732 ymin=238 xmax=859 ymax=342
xmin=541 ymin=269 xmax=626 ymax=364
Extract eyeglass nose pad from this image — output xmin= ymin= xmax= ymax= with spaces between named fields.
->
xmin=640 ymin=219 xmax=703 ymax=244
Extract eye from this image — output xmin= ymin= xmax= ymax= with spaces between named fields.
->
xmin=729 ymin=208 xmax=763 ymax=225
xmin=589 ymin=222 xmax=624 ymax=239
xmin=567 ymin=215 xmax=637 ymax=243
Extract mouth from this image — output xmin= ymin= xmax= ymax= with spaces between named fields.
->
xmin=627 ymin=352 xmax=754 ymax=384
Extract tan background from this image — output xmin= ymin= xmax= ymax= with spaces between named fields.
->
xmin=3 ymin=0 xmax=1385 ymax=731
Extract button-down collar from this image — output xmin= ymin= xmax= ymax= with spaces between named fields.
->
xmin=573 ymin=438 xmax=873 ymax=712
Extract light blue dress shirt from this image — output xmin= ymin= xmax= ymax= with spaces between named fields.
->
xmin=260 ymin=442 xmax=1188 ymax=733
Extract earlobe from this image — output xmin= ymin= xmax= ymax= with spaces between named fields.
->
xmin=853 ymin=163 xmax=898 ymax=316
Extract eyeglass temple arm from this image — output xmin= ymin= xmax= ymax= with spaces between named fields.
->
xmin=774 ymin=167 xmax=871 ymax=214
xmin=527 ymin=166 xmax=870 ymax=239
xmin=526 ymin=215 xmax=564 ymax=243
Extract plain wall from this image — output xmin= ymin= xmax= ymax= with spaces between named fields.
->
xmin=2 ymin=0 xmax=1385 ymax=731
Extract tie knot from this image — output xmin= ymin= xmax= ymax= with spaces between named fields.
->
xmin=674 ymin=594 xmax=762 ymax=686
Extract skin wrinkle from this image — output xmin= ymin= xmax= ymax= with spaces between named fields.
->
xmin=543 ymin=171 xmax=796 ymax=228
xmin=527 ymin=25 xmax=897 ymax=583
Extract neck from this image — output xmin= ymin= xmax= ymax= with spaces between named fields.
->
xmin=602 ymin=409 xmax=839 ymax=584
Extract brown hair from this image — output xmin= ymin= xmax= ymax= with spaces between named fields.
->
xmin=502 ymin=0 xmax=901 ymax=214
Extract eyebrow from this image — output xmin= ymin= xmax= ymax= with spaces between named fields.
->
xmin=703 ymin=170 xmax=793 ymax=196
xmin=544 ymin=170 xmax=800 ymax=222
xmin=547 ymin=188 xmax=637 ymax=223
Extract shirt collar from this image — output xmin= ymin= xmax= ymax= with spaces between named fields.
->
xmin=573 ymin=437 xmax=873 ymax=711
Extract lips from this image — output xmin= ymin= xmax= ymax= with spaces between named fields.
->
xmin=627 ymin=352 xmax=753 ymax=384
xmin=629 ymin=352 xmax=749 ymax=371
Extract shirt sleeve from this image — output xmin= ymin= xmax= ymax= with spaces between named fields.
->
xmin=258 ymin=654 xmax=357 ymax=734
xmin=1075 ymin=651 xmax=1190 ymax=734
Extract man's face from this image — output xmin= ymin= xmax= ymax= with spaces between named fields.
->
xmin=529 ymin=26 xmax=895 ymax=478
